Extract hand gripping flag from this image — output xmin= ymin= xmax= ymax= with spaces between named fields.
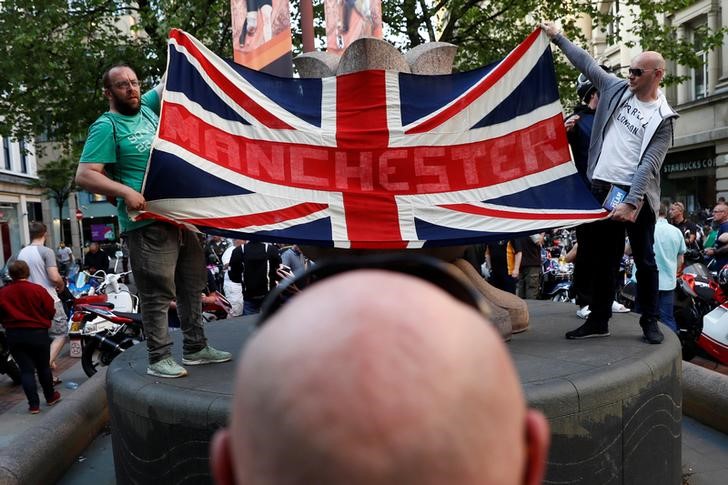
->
xmin=139 ymin=29 xmax=608 ymax=249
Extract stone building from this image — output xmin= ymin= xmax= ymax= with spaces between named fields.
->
xmin=581 ymin=0 xmax=728 ymax=215
xmin=0 ymin=135 xmax=42 ymax=267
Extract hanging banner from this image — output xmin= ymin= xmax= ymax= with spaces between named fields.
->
xmin=324 ymin=0 xmax=382 ymax=55
xmin=230 ymin=0 xmax=293 ymax=76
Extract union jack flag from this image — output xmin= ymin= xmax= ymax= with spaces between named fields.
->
xmin=139 ymin=29 xmax=607 ymax=249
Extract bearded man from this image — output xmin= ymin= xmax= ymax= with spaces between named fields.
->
xmin=76 ymin=64 xmax=231 ymax=378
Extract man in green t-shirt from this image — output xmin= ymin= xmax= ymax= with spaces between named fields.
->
xmin=75 ymin=63 xmax=231 ymax=378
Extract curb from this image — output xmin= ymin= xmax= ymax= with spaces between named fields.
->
xmin=683 ymin=360 xmax=728 ymax=435
xmin=0 ymin=368 xmax=108 ymax=485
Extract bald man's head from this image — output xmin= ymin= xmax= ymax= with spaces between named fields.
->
xmin=211 ymin=269 xmax=549 ymax=485
xmin=628 ymin=50 xmax=665 ymax=100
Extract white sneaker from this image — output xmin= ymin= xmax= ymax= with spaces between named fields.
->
xmin=576 ymin=306 xmax=591 ymax=319
xmin=612 ymin=301 xmax=630 ymax=313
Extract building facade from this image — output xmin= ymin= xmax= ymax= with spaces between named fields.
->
xmin=34 ymin=140 xmax=120 ymax=261
xmin=0 ymin=135 xmax=43 ymax=267
xmin=579 ymin=0 xmax=728 ymax=217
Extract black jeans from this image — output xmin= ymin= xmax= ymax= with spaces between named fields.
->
xmin=6 ymin=328 xmax=54 ymax=408
xmin=573 ymin=224 xmax=591 ymax=307
xmin=580 ymin=183 xmax=658 ymax=325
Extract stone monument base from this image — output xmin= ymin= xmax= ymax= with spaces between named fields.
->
xmin=107 ymin=301 xmax=681 ymax=485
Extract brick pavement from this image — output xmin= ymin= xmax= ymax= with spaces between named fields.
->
xmin=0 ymin=344 xmax=78 ymax=414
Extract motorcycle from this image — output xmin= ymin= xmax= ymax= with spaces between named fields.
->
xmin=64 ymin=270 xmax=140 ymax=377
xmin=71 ymin=304 xmax=144 ymax=377
xmin=66 ymin=264 xmax=100 ymax=297
xmin=692 ymin=258 xmax=728 ymax=365
xmin=0 ymin=327 xmax=21 ymax=385
xmin=71 ymin=270 xmax=229 ymax=375
xmin=540 ymin=255 xmax=574 ymax=302
xmin=0 ymin=262 xmax=10 ymax=287
xmin=540 ymin=230 xmax=575 ymax=303
xmin=622 ymin=250 xmax=726 ymax=362
xmin=167 ymin=290 xmax=233 ymax=326
xmin=672 ymin=252 xmax=723 ymax=360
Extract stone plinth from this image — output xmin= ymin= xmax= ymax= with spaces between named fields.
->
xmin=107 ymin=302 xmax=681 ymax=485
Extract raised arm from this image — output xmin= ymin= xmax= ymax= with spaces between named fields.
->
xmin=540 ymin=22 xmax=617 ymax=94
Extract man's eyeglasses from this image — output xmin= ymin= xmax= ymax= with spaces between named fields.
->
xmin=256 ymin=254 xmax=491 ymax=327
xmin=628 ymin=68 xmax=660 ymax=77
xmin=112 ymin=80 xmax=140 ymax=90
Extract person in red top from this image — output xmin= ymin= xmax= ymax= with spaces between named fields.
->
xmin=0 ymin=260 xmax=61 ymax=414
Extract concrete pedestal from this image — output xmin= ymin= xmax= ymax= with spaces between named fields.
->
xmin=107 ymin=301 xmax=682 ymax=485
xmin=514 ymin=301 xmax=682 ymax=484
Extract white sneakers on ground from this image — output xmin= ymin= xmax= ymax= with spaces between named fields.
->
xmin=612 ymin=301 xmax=630 ymax=313
xmin=576 ymin=301 xmax=630 ymax=319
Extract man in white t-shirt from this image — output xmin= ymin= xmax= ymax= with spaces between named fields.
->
xmin=542 ymin=22 xmax=678 ymax=344
xmin=56 ymin=241 xmax=73 ymax=277
xmin=15 ymin=222 xmax=68 ymax=381
xmin=221 ymin=239 xmax=244 ymax=317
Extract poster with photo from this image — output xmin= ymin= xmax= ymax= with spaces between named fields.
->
xmin=230 ymin=0 xmax=293 ymax=76
xmin=324 ymin=0 xmax=382 ymax=55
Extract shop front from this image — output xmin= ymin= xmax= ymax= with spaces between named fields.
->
xmin=661 ymin=146 xmax=716 ymax=217
xmin=0 ymin=202 xmax=21 ymax=264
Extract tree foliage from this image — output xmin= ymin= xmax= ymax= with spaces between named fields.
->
xmin=31 ymin=150 xmax=79 ymax=242
xmin=0 ymin=0 xmax=724 ymax=143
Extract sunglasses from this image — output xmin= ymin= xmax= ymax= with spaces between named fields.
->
xmin=628 ymin=68 xmax=660 ymax=77
xmin=257 ymin=254 xmax=491 ymax=326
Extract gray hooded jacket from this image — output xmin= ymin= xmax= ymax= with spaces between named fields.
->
xmin=552 ymin=34 xmax=679 ymax=217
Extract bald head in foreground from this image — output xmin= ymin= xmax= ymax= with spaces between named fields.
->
xmin=210 ymin=270 xmax=550 ymax=485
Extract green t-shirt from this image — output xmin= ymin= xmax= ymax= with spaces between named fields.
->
xmin=79 ymin=90 xmax=161 ymax=233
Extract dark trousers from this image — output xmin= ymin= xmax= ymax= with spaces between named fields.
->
xmin=6 ymin=328 xmax=54 ymax=408
xmin=128 ymin=223 xmax=207 ymax=364
xmin=488 ymin=273 xmax=517 ymax=294
xmin=580 ymin=184 xmax=658 ymax=325
xmin=573 ymin=224 xmax=591 ymax=307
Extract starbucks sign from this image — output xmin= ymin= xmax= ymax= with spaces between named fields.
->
xmin=662 ymin=147 xmax=716 ymax=175
xmin=662 ymin=157 xmax=715 ymax=174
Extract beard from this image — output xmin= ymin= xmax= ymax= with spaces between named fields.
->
xmin=112 ymin=91 xmax=141 ymax=116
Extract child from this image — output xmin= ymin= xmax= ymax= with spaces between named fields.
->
xmin=0 ymin=260 xmax=61 ymax=414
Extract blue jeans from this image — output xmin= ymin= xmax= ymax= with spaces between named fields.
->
xmin=243 ymin=296 xmax=265 ymax=316
xmin=658 ymin=290 xmax=678 ymax=333
xmin=128 ymin=223 xmax=207 ymax=364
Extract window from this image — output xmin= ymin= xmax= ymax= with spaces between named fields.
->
xmin=692 ymin=27 xmax=709 ymax=100
xmin=606 ymin=0 xmax=620 ymax=46
xmin=2 ymin=138 xmax=10 ymax=170
xmin=26 ymin=202 xmax=42 ymax=222
xmin=18 ymin=140 xmax=28 ymax=173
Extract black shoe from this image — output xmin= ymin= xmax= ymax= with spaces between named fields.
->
xmin=640 ymin=319 xmax=664 ymax=344
xmin=565 ymin=320 xmax=610 ymax=339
